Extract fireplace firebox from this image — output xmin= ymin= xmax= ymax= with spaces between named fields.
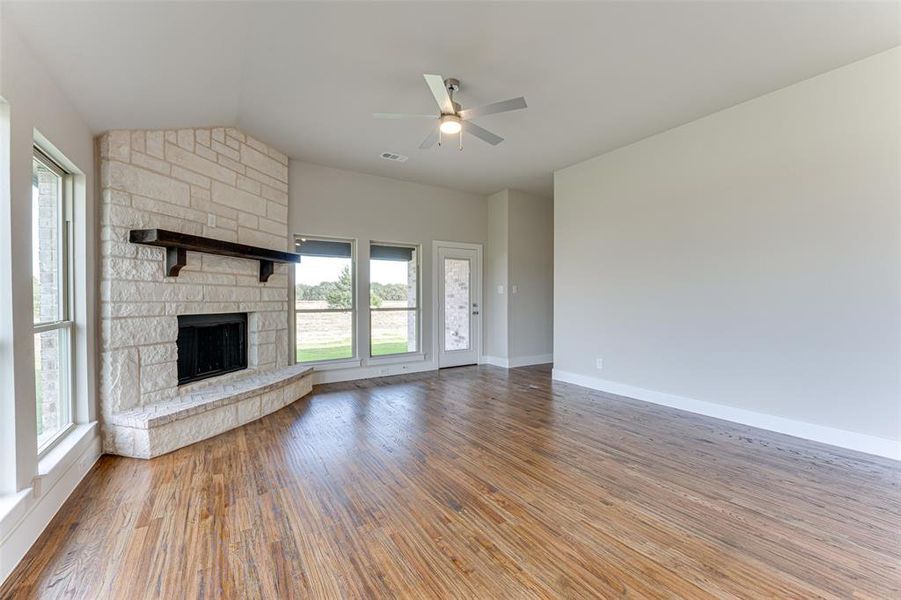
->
xmin=176 ymin=313 xmax=248 ymax=385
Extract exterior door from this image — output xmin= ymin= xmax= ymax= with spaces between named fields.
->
xmin=437 ymin=245 xmax=481 ymax=368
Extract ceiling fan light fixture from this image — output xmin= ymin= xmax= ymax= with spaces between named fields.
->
xmin=439 ymin=115 xmax=462 ymax=135
xmin=378 ymin=74 xmax=523 ymax=149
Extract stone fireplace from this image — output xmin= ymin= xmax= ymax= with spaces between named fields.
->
xmin=176 ymin=313 xmax=248 ymax=385
xmin=99 ymin=127 xmax=311 ymax=458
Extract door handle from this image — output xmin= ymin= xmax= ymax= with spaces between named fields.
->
xmin=472 ymin=311 xmax=480 ymax=315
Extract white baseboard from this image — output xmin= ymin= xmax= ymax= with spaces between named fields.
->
xmin=0 ymin=425 xmax=101 ymax=585
xmin=313 ymin=352 xmax=554 ymax=384
xmin=481 ymin=355 xmax=509 ymax=368
xmin=482 ymin=354 xmax=553 ymax=369
xmin=508 ymin=354 xmax=553 ymax=368
xmin=552 ymin=369 xmax=900 ymax=461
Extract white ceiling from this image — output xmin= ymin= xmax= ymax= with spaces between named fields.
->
xmin=5 ymin=1 xmax=899 ymax=197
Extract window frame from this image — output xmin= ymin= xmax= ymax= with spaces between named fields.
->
xmin=32 ymin=145 xmax=75 ymax=457
xmin=294 ymin=235 xmax=357 ymax=365
xmin=368 ymin=241 xmax=421 ymax=358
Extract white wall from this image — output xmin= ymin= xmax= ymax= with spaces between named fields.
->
xmin=554 ymin=48 xmax=900 ymax=456
xmin=485 ymin=190 xmax=508 ymax=359
xmin=289 ymin=161 xmax=489 ymax=381
xmin=484 ymin=189 xmax=554 ymax=366
xmin=507 ymin=190 xmax=554 ymax=362
xmin=0 ymin=15 xmax=100 ymax=583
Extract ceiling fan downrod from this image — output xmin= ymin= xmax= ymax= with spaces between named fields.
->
xmin=444 ymin=79 xmax=463 ymax=150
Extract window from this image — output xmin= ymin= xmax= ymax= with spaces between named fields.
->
xmin=32 ymin=147 xmax=73 ymax=451
xmin=295 ymin=237 xmax=355 ymax=363
xmin=370 ymin=243 xmax=419 ymax=356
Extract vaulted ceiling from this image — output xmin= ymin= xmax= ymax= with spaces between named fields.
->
xmin=5 ymin=1 xmax=899 ymax=196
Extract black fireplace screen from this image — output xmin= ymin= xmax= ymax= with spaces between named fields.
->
xmin=176 ymin=313 xmax=248 ymax=385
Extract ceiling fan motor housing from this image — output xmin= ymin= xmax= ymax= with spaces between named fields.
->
xmin=445 ymin=78 xmax=461 ymax=114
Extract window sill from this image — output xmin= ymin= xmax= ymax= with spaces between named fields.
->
xmin=0 ymin=422 xmax=98 ymax=542
xmin=35 ymin=422 xmax=98 ymax=494
xmin=302 ymin=358 xmax=363 ymax=372
xmin=367 ymin=352 xmax=426 ymax=366
xmin=37 ymin=422 xmax=77 ymax=461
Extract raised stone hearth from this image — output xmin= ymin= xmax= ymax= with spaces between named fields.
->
xmin=99 ymin=126 xmax=309 ymax=458
xmin=104 ymin=364 xmax=312 ymax=458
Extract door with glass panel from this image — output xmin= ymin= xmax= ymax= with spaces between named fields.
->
xmin=437 ymin=245 xmax=481 ymax=368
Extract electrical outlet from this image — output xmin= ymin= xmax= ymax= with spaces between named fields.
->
xmin=596 ymin=358 xmax=603 ymax=370
xmin=511 ymin=285 xmax=518 ymax=294
xmin=497 ymin=285 xmax=504 ymax=294
xmin=207 ymin=214 xmax=217 ymax=228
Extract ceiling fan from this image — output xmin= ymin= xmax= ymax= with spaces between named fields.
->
xmin=374 ymin=74 xmax=527 ymax=150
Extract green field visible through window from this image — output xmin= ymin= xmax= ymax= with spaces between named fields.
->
xmin=297 ymin=340 xmax=411 ymax=363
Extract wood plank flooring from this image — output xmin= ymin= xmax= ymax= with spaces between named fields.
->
xmin=2 ymin=364 xmax=899 ymax=598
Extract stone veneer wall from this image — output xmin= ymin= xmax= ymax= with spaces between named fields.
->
xmin=98 ymin=127 xmax=291 ymax=450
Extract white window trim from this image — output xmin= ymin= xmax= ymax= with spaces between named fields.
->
xmin=32 ymin=146 xmax=76 ymax=458
xmin=367 ymin=352 xmax=426 ymax=366
xmin=294 ymin=235 xmax=358 ymax=365
xmin=369 ymin=241 xmax=422 ymax=359
xmin=303 ymin=357 xmax=363 ymax=371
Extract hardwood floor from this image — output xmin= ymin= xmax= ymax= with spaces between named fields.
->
xmin=2 ymin=364 xmax=899 ymax=599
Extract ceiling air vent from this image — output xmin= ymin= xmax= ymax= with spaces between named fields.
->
xmin=380 ymin=151 xmax=408 ymax=163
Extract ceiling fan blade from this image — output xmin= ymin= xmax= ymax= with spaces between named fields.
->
xmin=458 ymin=96 xmax=527 ymax=120
xmin=423 ymin=74 xmax=455 ymax=114
xmin=373 ymin=113 xmax=436 ymax=119
xmin=419 ymin=129 xmax=439 ymax=149
xmin=463 ymin=121 xmax=503 ymax=146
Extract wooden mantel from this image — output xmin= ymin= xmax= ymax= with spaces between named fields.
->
xmin=129 ymin=229 xmax=300 ymax=282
